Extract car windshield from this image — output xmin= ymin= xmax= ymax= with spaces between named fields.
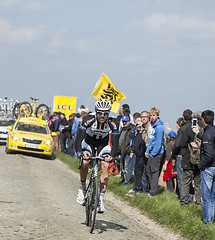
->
xmin=0 ymin=120 xmax=15 ymax=126
xmin=15 ymin=123 xmax=48 ymax=134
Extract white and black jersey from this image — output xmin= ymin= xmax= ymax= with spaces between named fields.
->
xmin=75 ymin=112 xmax=119 ymax=157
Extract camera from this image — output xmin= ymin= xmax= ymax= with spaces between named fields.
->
xmin=192 ymin=118 xmax=197 ymax=127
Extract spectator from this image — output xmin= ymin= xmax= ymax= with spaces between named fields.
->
xmin=131 ymin=118 xmax=146 ymax=196
xmin=72 ymin=105 xmax=88 ymax=138
xmin=172 ymin=117 xmax=184 ymax=199
xmin=60 ymin=114 xmax=70 ymax=153
xmin=193 ymin=110 xmax=204 ymax=130
xmin=116 ymin=107 xmax=123 ymax=129
xmin=193 ymin=110 xmax=215 ymax=225
xmin=122 ymin=103 xmax=130 ymax=110
xmin=48 ymin=112 xmax=58 ymax=133
xmin=68 ymin=113 xmax=76 ymax=156
xmin=126 ymin=111 xmax=151 ymax=196
xmin=145 ymin=107 xmax=164 ymax=197
xmin=54 ymin=112 xmax=62 ymax=151
xmin=72 ymin=105 xmax=88 ymax=136
xmin=71 ymin=113 xmax=81 ymax=138
xmin=119 ymin=115 xmax=135 ymax=185
xmin=176 ymin=109 xmax=201 ymax=207
xmin=48 ymin=114 xmax=54 ymax=130
xmin=140 ymin=111 xmax=151 ymax=193
xmin=133 ymin=112 xmax=141 ymax=122
xmin=118 ymin=104 xmax=134 ymax=131
xmin=131 ymin=112 xmax=141 ymax=174
xmin=72 ymin=105 xmax=88 ymax=158
xmin=163 ymin=131 xmax=177 ymax=192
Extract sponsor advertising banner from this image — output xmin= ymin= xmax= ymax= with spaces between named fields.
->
xmin=53 ymin=96 xmax=76 ymax=118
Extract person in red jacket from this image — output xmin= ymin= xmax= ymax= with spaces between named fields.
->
xmin=163 ymin=131 xmax=177 ymax=192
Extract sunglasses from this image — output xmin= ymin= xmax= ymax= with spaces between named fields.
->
xmin=97 ymin=111 xmax=109 ymax=116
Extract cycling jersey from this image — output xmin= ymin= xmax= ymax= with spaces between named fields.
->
xmin=75 ymin=112 xmax=119 ymax=157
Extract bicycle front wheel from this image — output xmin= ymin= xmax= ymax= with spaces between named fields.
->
xmin=89 ymin=176 xmax=98 ymax=233
xmin=36 ymin=104 xmax=50 ymax=121
xmin=85 ymin=180 xmax=91 ymax=227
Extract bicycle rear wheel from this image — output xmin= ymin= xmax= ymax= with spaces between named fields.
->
xmin=88 ymin=176 xmax=98 ymax=233
xmin=36 ymin=104 xmax=50 ymax=121
xmin=13 ymin=103 xmax=21 ymax=118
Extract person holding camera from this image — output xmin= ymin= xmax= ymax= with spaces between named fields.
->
xmin=174 ymin=109 xmax=201 ymax=207
xmin=193 ymin=110 xmax=215 ymax=225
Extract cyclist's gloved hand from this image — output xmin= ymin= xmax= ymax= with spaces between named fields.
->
xmin=105 ymin=155 xmax=113 ymax=162
xmin=83 ymin=152 xmax=90 ymax=160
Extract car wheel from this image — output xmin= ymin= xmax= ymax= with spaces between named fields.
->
xmin=5 ymin=146 xmax=11 ymax=154
xmin=46 ymin=154 xmax=55 ymax=160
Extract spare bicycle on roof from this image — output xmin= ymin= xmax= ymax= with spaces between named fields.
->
xmin=13 ymin=97 xmax=50 ymax=121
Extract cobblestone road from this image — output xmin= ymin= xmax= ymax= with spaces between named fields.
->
xmin=0 ymin=145 xmax=180 ymax=240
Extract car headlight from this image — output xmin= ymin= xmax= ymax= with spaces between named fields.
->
xmin=12 ymin=136 xmax=20 ymax=141
xmin=44 ymin=141 xmax=52 ymax=146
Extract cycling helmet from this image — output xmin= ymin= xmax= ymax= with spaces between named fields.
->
xmin=95 ymin=99 xmax=111 ymax=112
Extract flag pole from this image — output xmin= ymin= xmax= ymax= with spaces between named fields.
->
xmin=86 ymin=94 xmax=92 ymax=108
xmin=88 ymin=73 xmax=103 ymax=108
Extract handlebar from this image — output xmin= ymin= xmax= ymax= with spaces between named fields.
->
xmin=87 ymin=156 xmax=106 ymax=161
xmin=78 ymin=154 xmax=121 ymax=173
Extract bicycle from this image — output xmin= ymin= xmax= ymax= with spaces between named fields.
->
xmin=14 ymin=97 xmax=50 ymax=120
xmin=0 ymin=97 xmax=17 ymax=118
xmin=12 ymin=100 xmax=21 ymax=119
xmin=79 ymin=148 xmax=120 ymax=233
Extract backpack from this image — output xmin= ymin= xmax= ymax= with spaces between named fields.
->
xmin=188 ymin=142 xmax=200 ymax=165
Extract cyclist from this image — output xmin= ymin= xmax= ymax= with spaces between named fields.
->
xmin=75 ymin=98 xmax=119 ymax=213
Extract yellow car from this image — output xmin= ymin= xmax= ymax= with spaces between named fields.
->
xmin=6 ymin=117 xmax=57 ymax=159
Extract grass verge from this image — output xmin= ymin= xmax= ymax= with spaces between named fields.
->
xmin=55 ymin=152 xmax=215 ymax=240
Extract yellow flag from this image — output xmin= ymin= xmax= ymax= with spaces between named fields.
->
xmin=92 ymin=73 xmax=126 ymax=113
xmin=53 ymin=96 xmax=76 ymax=119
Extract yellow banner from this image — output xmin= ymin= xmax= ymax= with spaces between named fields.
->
xmin=53 ymin=96 xmax=76 ymax=118
xmin=92 ymin=73 xmax=126 ymax=113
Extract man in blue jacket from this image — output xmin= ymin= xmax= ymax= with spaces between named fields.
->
xmin=145 ymin=107 xmax=164 ymax=197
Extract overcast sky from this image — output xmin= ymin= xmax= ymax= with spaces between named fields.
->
xmin=0 ymin=0 xmax=215 ymax=131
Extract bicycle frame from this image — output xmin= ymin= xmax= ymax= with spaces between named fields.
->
xmin=30 ymin=97 xmax=39 ymax=116
xmin=82 ymin=149 xmax=120 ymax=233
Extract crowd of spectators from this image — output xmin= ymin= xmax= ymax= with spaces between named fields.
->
xmin=48 ymin=104 xmax=215 ymax=226
xmin=48 ymin=105 xmax=88 ymax=157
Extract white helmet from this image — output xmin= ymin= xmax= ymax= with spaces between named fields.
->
xmin=95 ymin=99 xmax=111 ymax=112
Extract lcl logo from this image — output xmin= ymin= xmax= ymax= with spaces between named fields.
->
xmin=57 ymin=105 xmax=74 ymax=111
